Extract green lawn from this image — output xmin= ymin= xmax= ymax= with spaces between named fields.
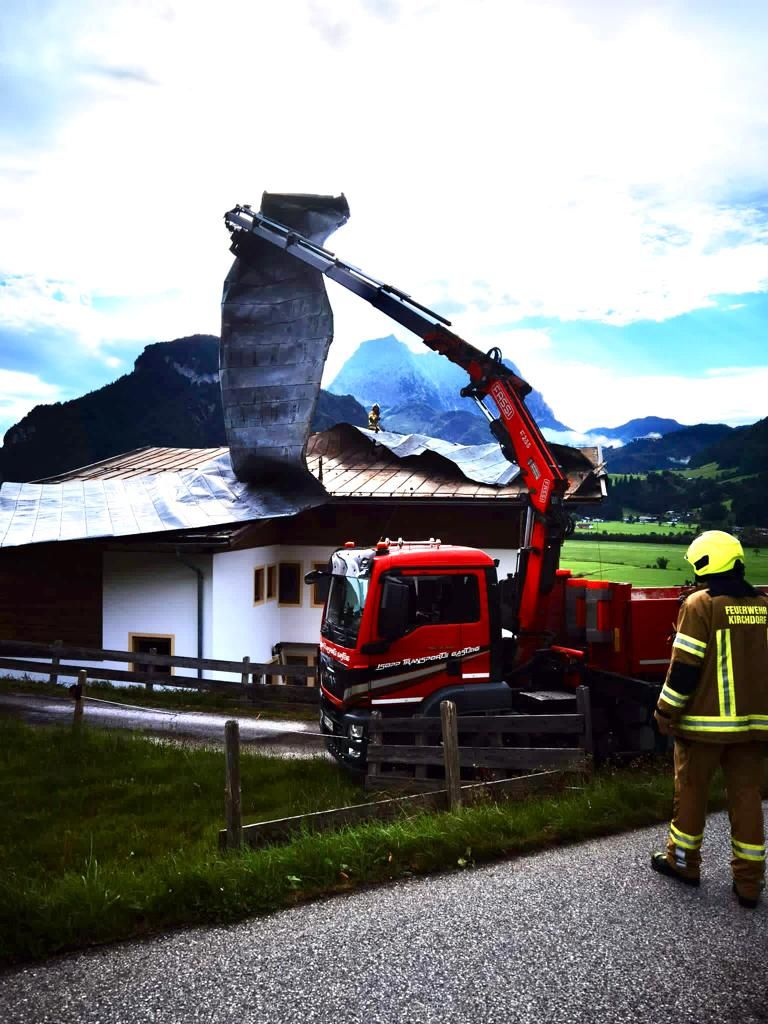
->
xmin=562 ymin=538 xmax=768 ymax=587
xmin=676 ymin=462 xmax=721 ymax=480
xmin=574 ymin=519 xmax=695 ymax=537
xmin=0 ymin=718 xmax=688 ymax=964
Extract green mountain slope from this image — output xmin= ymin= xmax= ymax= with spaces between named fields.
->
xmin=0 ymin=336 xmax=366 ymax=483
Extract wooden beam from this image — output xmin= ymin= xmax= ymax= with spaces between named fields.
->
xmin=224 ymin=720 xmax=242 ymax=850
xmin=0 ymin=639 xmax=315 ymax=678
xmin=369 ymin=714 xmax=584 ymax=735
xmin=441 ymin=701 xmax=461 ymax=810
xmin=367 ymin=744 xmax=588 ymax=771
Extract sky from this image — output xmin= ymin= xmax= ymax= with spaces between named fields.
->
xmin=1 ymin=0 xmax=767 ymax=440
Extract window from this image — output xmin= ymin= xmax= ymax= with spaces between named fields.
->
xmin=266 ymin=564 xmax=277 ymax=601
xmin=278 ymin=562 xmax=302 ymax=607
xmin=400 ymin=574 xmax=480 ymax=632
xmin=310 ymin=561 xmax=331 ymax=608
xmin=253 ymin=566 xmax=265 ymax=605
xmin=129 ymin=633 xmax=174 ymax=681
xmin=322 ymin=575 xmax=370 ymax=646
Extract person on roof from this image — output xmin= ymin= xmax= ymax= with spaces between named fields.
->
xmin=368 ymin=403 xmax=382 ymax=433
xmin=651 ymin=531 xmax=768 ymax=908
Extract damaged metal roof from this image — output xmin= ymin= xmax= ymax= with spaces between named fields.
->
xmin=0 ymin=426 xmax=604 ymax=548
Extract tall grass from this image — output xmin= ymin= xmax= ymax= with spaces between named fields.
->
xmin=1 ymin=718 xmax=728 ymax=966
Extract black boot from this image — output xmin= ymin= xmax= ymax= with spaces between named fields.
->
xmin=732 ymin=881 xmax=759 ymax=909
xmin=651 ymin=852 xmax=700 ymax=886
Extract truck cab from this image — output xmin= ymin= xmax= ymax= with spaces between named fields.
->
xmin=314 ymin=538 xmax=516 ymax=764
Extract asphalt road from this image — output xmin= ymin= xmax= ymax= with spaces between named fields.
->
xmin=1 ymin=809 xmax=766 ymax=1024
xmin=0 ymin=691 xmax=327 ymax=758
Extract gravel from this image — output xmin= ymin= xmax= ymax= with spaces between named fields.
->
xmin=1 ymin=808 xmax=766 ymax=1024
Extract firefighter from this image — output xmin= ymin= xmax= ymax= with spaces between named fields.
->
xmin=651 ymin=530 xmax=768 ymax=908
xmin=368 ymin=403 xmax=382 ymax=433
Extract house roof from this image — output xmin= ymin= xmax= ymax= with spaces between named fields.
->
xmin=0 ymin=424 xmax=604 ymax=549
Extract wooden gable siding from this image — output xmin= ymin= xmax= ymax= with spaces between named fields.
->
xmin=262 ymin=501 xmax=527 ymax=550
xmin=0 ymin=543 xmax=102 ymax=645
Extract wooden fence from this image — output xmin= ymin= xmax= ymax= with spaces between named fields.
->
xmin=365 ymin=685 xmax=593 ymax=791
xmin=0 ymin=638 xmax=318 ymax=705
xmin=220 ymin=692 xmax=592 ymax=848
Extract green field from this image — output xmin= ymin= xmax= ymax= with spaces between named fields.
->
xmin=574 ymin=519 xmax=695 ymax=538
xmin=0 ymin=720 xmax=688 ymax=963
xmin=561 ymin=539 xmax=768 ymax=587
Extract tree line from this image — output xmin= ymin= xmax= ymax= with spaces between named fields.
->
xmin=597 ymin=470 xmax=768 ymax=531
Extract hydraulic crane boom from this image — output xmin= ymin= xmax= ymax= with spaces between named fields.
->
xmin=225 ymin=204 xmax=571 ymax=647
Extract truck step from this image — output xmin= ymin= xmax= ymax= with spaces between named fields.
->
xmin=516 ymin=690 xmax=577 ymax=712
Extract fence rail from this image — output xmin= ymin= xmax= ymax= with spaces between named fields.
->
xmin=0 ymin=639 xmax=315 ymax=678
xmin=0 ymin=638 xmax=318 ymax=704
xmin=365 ymin=687 xmax=593 ymax=790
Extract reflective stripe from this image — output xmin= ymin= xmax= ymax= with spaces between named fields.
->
xmin=673 ymin=633 xmax=707 ymax=658
xmin=660 ymin=684 xmax=689 ymax=708
xmin=670 ymin=823 xmax=703 ymax=850
xmin=732 ymin=839 xmax=766 ymax=862
xmin=716 ymin=628 xmax=735 ymax=718
xmin=678 ymin=715 xmax=768 ymax=733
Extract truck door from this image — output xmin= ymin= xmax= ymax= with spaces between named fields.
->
xmin=370 ymin=571 xmax=485 ymax=703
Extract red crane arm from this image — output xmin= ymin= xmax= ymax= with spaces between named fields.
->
xmin=225 ymin=204 xmax=573 ymax=644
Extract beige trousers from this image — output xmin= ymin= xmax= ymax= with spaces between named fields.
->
xmin=665 ymin=739 xmax=766 ymax=899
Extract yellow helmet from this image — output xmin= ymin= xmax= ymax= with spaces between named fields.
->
xmin=685 ymin=530 xmax=744 ymax=576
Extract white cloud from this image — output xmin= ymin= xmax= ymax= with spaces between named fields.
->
xmin=504 ymin=340 xmax=768 ymax=431
xmin=0 ymin=369 xmax=61 ymax=433
xmin=1 ymin=0 xmax=768 ymax=417
xmin=543 ymin=428 xmax=625 ymax=450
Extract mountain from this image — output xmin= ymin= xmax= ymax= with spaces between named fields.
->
xmin=690 ymin=416 xmax=768 ymax=475
xmin=0 ymin=335 xmax=367 ymax=483
xmin=382 ymin=403 xmax=490 ymax=444
xmin=585 ymin=416 xmax=684 ymax=442
xmin=602 ymin=423 xmax=734 ymax=473
xmin=327 ymin=335 xmax=571 ymax=439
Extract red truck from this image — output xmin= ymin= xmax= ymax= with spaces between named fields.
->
xmin=224 ymin=200 xmax=693 ymax=764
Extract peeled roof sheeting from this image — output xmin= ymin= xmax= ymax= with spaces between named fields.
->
xmin=0 ymin=425 xmax=603 ymax=548
xmin=0 ymin=453 xmax=325 ymax=548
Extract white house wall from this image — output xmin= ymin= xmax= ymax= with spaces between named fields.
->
xmin=209 ymin=544 xmax=334 ymax=681
xmin=102 ymin=551 xmax=212 ymax=680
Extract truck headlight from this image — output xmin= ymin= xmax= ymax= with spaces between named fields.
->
xmin=349 ymin=723 xmax=365 ymax=740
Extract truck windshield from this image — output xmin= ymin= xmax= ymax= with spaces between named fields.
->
xmin=322 ymin=576 xmax=370 ymax=647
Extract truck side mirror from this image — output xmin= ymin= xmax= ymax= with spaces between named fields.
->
xmin=378 ymin=577 xmax=410 ymax=640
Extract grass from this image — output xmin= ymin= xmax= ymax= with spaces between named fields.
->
xmin=574 ymin=519 xmax=696 ymax=537
xmin=0 ymin=676 xmax=319 ymax=721
xmin=676 ymin=462 xmax=722 ymax=480
xmin=1 ymin=717 xmax=749 ymax=966
xmin=561 ymin=539 xmax=768 ymax=587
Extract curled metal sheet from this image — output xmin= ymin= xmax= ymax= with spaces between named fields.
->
xmin=355 ymin=427 xmax=521 ymax=486
xmin=221 ymin=191 xmax=350 ymax=494
xmin=0 ymin=453 xmax=319 ymax=548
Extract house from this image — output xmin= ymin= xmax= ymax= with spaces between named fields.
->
xmin=0 ymin=424 xmax=605 ymax=682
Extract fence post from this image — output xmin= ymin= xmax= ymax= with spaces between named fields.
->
xmin=576 ymin=685 xmax=594 ymax=765
xmin=73 ymin=668 xmax=86 ymax=729
xmin=241 ymin=656 xmax=252 ymax=702
xmin=440 ymin=700 xmax=461 ymax=810
xmin=49 ymin=639 xmax=62 ymax=688
xmin=146 ymin=645 xmax=156 ymax=693
xmin=224 ymin=719 xmax=242 ymax=850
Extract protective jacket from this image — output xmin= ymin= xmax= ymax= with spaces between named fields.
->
xmin=658 ymin=587 xmax=768 ymax=742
